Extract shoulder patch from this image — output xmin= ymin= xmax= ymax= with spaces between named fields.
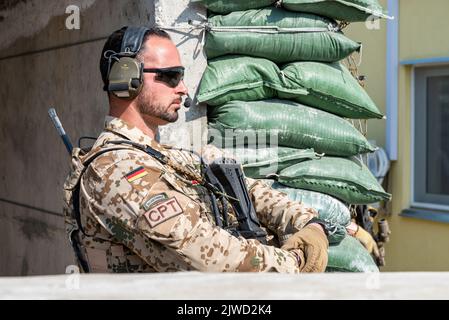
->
xmin=141 ymin=193 xmax=168 ymax=211
xmin=143 ymin=197 xmax=183 ymax=228
xmin=125 ymin=166 xmax=148 ymax=182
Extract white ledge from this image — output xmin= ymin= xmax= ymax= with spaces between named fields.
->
xmin=1 ymin=272 xmax=449 ymax=300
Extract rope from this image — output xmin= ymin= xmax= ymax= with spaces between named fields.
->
xmin=338 ymin=21 xmax=350 ymax=30
xmin=208 ymin=25 xmax=337 ymax=33
xmin=345 ymin=53 xmax=365 ymax=88
xmin=159 ymin=19 xmax=341 ymax=35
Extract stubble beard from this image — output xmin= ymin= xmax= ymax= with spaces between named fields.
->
xmin=137 ymin=90 xmax=179 ymax=123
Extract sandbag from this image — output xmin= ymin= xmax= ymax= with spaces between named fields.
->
xmin=192 ymin=0 xmax=391 ymax=22
xmin=198 ymin=56 xmax=383 ymax=119
xmin=326 ymin=235 xmax=379 ymax=272
xmin=191 ymin=0 xmax=276 ymax=14
xmin=279 ymin=61 xmax=383 ymax=119
xmin=207 ymin=100 xmax=376 ymax=156
xmin=224 ymin=146 xmax=319 ymax=178
xmin=258 ymin=179 xmax=347 ymax=244
xmin=198 ymin=55 xmax=284 ymax=106
xmin=264 ymin=180 xmax=351 ymax=227
xmin=283 ymin=0 xmax=392 ymax=22
xmin=278 ymin=156 xmax=392 ymax=204
xmin=206 ymin=8 xmax=361 ymax=63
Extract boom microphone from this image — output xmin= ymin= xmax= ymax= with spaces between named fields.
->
xmin=184 ymin=94 xmax=192 ymax=108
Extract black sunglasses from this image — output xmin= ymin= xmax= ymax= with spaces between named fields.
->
xmin=143 ymin=66 xmax=185 ymax=88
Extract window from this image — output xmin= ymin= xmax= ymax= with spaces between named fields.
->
xmin=414 ymin=66 xmax=449 ymax=209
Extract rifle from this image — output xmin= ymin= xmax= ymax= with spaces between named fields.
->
xmin=48 ymin=108 xmax=90 ymax=272
xmin=48 ymin=108 xmax=73 ymax=154
xmin=209 ymin=159 xmax=268 ymax=244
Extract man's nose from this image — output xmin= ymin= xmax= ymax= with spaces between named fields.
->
xmin=176 ymin=80 xmax=188 ymax=95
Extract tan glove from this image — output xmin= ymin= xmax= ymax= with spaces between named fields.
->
xmin=281 ymin=224 xmax=329 ymax=273
xmin=354 ymin=226 xmax=380 ymax=261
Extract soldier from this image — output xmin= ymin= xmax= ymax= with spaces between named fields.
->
xmin=63 ymin=26 xmax=337 ymax=273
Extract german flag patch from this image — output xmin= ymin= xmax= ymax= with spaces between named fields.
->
xmin=125 ymin=166 xmax=148 ymax=182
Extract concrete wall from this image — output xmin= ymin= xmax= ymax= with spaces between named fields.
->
xmin=0 ymin=0 xmax=207 ymax=276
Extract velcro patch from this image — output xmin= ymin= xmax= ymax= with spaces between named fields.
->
xmin=144 ymin=197 xmax=183 ymax=228
xmin=125 ymin=166 xmax=148 ymax=182
xmin=141 ymin=193 xmax=168 ymax=211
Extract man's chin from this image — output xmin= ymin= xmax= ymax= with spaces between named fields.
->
xmin=160 ymin=112 xmax=179 ymax=124
xmin=168 ymin=115 xmax=179 ymax=123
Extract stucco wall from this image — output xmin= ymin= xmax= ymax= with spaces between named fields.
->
xmin=385 ymin=0 xmax=449 ymax=271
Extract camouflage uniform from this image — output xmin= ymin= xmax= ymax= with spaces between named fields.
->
xmin=63 ymin=117 xmax=319 ymax=273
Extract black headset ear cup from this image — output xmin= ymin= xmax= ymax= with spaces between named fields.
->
xmin=107 ymin=57 xmax=143 ymax=99
xmin=130 ymin=79 xmax=141 ymax=88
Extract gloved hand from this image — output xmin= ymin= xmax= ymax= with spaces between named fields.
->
xmin=307 ymin=217 xmax=347 ymax=245
xmin=353 ymin=225 xmax=380 ymax=261
xmin=281 ymin=223 xmax=329 ymax=273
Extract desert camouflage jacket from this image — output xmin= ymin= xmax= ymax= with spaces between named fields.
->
xmin=63 ymin=117 xmax=320 ymax=273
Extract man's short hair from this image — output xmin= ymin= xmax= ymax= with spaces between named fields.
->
xmin=99 ymin=26 xmax=171 ymax=88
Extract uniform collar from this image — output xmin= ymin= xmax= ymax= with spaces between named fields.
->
xmin=104 ymin=116 xmax=164 ymax=151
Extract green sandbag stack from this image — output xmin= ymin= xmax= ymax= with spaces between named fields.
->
xmin=195 ymin=0 xmax=393 ymax=272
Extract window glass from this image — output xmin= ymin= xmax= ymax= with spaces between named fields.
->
xmin=414 ymin=66 xmax=449 ymax=208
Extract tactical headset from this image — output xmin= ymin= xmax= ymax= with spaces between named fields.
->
xmin=105 ymin=26 xmax=187 ymax=102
